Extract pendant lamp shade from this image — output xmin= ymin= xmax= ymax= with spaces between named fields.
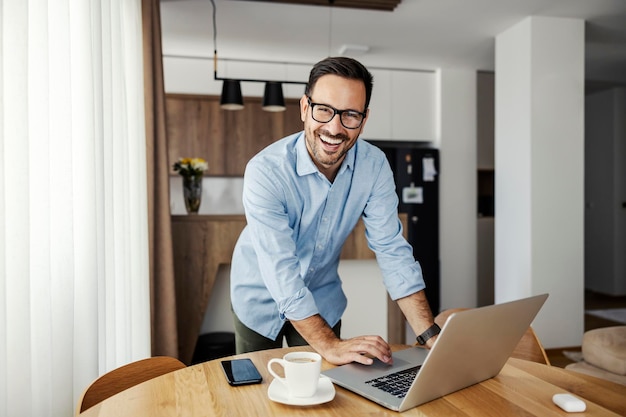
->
xmin=220 ymin=80 xmax=244 ymax=110
xmin=262 ymin=82 xmax=286 ymax=112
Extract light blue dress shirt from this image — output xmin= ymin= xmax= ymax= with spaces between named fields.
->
xmin=230 ymin=131 xmax=425 ymax=340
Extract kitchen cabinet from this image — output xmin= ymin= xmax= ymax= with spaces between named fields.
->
xmin=361 ymin=69 xmax=437 ymax=142
xmin=361 ymin=69 xmax=392 ymax=140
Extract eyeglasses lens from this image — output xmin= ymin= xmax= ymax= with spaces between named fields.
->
xmin=309 ymin=99 xmax=364 ymax=129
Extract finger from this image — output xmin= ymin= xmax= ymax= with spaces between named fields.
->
xmin=356 ymin=335 xmax=392 ymax=351
xmin=362 ymin=336 xmax=393 ymax=361
xmin=351 ymin=353 xmax=374 ymax=365
xmin=348 ymin=338 xmax=393 ymax=364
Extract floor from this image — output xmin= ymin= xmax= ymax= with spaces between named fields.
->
xmin=546 ymin=290 xmax=626 ymax=368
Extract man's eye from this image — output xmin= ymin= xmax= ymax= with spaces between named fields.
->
xmin=345 ymin=111 xmax=362 ymax=120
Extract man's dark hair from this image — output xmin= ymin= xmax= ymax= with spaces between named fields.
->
xmin=305 ymin=57 xmax=374 ymax=111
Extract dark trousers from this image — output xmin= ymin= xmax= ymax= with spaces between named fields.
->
xmin=232 ymin=310 xmax=341 ymax=354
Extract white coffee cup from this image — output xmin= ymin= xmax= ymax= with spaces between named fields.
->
xmin=267 ymin=351 xmax=322 ymax=398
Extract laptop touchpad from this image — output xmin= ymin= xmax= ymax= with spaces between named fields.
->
xmin=370 ymin=356 xmax=411 ymax=369
xmin=340 ymin=355 xmax=413 ymax=379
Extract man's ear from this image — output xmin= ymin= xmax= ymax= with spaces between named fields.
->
xmin=300 ymin=95 xmax=308 ymax=123
xmin=358 ymin=108 xmax=370 ymax=135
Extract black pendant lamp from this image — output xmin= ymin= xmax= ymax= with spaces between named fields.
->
xmin=220 ymin=79 xmax=244 ymax=110
xmin=210 ymin=0 xmax=306 ymax=112
xmin=262 ymin=82 xmax=286 ymax=112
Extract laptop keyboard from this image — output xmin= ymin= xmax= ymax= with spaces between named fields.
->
xmin=364 ymin=365 xmax=421 ymax=398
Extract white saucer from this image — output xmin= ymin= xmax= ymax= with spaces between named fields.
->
xmin=268 ymin=376 xmax=335 ymax=406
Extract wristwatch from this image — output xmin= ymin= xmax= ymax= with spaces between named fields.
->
xmin=416 ymin=323 xmax=441 ymax=345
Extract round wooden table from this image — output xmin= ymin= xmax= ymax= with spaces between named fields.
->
xmin=78 ymin=345 xmax=626 ymax=416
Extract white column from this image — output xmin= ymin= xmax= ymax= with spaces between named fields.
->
xmin=438 ymin=69 xmax=477 ymax=311
xmin=495 ymin=16 xmax=585 ymax=348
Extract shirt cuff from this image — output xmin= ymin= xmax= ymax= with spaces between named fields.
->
xmin=278 ymin=287 xmax=319 ymax=321
xmin=383 ymin=262 xmax=426 ymax=301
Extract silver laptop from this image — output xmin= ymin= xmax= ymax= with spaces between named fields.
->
xmin=322 ymin=293 xmax=549 ymax=412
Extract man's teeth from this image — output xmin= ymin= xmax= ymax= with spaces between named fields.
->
xmin=320 ymin=135 xmax=342 ymax=145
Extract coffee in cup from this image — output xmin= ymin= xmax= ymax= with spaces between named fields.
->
xmin=267 ymin=352 xmax=321 ymax=397
xmin=287 ymin=358 xmax=316 ymax=363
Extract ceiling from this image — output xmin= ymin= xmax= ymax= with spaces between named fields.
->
xmin=160 ymin=0 xmax=626 ymax=84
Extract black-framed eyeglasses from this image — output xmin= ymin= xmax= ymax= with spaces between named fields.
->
xmin=306 ymin=96 xmax=366 ymax=130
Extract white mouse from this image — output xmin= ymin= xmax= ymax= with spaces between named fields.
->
xmin=552 ymin=393 xmax=586 ymax=412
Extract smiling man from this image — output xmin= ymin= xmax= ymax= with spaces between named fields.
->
xmin=230 ymin=57 xmax=439 ymax=366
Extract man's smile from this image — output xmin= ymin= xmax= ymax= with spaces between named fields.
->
xmin=319 ymin=134 xmax=343 ymax=146
xmin=317 ymin=131 xmax=350 ymax=154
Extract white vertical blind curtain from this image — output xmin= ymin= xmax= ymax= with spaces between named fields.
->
xmin=0 ymin=0 xmax=151 ymax=416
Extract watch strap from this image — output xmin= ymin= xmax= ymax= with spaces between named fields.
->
xmin=416 ymin=323 xmax=441 ymax=345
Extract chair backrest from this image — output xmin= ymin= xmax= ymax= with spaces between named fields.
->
xmin=76 ymin=356 xmax=186 ymax=414
xmin=434 ymin=308 xmax=551 ymax=365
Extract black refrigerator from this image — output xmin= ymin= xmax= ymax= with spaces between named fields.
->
xmin=367 ymin=141 xmax=440 ymax=314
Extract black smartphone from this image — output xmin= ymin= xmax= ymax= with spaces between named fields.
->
xmin=220 ymin=358 xmax=263 ymax=386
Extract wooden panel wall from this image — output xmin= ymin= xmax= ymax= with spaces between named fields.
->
xmin=165 ymin=94 xmax=304 ymax=176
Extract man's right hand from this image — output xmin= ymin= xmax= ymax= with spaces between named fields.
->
xmin=322 ymin=335 xmax=394 ymax=366
xmin=290 ymin=315 xmax=393 ymax=366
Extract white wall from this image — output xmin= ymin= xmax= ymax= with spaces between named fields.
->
xmin=437 ymin=69 xmax=478 ymax=311
xmin=200 ymin=264 xmax=236 ymax=334
xmin=495 ymin=16 xmax=585 ymax=348
xmin=337 ymin=260 xmax=388 ymax=339
xmin=170 ymin=176 xmax=244 ymax=215
xmin=200 ymin=260 xmax=389 ymax=343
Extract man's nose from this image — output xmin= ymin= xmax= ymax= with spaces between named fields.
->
xmin=325 ymin=114 xmax=345 ymax=134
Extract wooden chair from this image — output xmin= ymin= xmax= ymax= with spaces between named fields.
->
xmin=434 ymin=308 xmax=551 ymax=365
xmin=76 ymin=356 xmax=186 ymax=415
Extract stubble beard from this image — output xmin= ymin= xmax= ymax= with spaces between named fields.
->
xmin=305 ymin=127 xmax=352 ymax=169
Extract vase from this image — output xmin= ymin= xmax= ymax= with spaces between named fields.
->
xmin=182 ymin=175 xmax=203 ymax=214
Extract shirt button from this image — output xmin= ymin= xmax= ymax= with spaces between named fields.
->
xmin=309 ymin=267 xmax=315 ymax=272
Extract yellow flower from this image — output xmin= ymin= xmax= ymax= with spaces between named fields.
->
xmin=173 ymin=157 xmax=209 ymax=176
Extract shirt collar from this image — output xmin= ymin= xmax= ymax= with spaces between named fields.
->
xmin=295 ymin=131 xmax=357 ymax=177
